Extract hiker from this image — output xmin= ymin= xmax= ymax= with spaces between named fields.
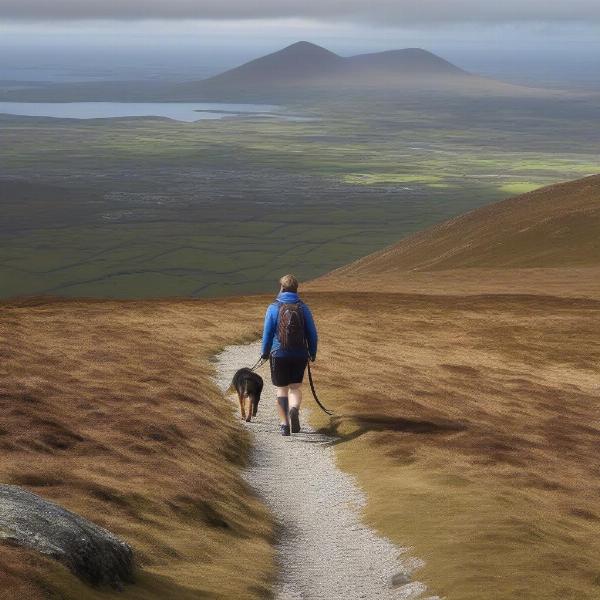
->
xmin=260 ymin=274 xmax=318 ymax=436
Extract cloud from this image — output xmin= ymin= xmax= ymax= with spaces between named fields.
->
xmin=3 ymin=0 xmax=600 ymax=24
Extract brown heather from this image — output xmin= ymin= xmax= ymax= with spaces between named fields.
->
xmin=303 ymin=174 xmax=600 ymax=599
xmin=1 ymin=174 xmax=599 ymax=599
xmin=0 ymin=296 xmax=274 ymax=599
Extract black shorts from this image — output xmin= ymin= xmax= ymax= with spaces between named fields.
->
xmin=270 ymin=355 xmax=308 ymax=387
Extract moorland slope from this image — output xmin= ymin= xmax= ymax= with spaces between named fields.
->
xmin=1 ymin=174 xmax=599 ymax=600
xmin=302 ymin=173 xmax=600 ymax=599
xmin=308 ymin=174 xmax=600 ymax=297
xmin=0 ymin=297 xmax=275 ymax=599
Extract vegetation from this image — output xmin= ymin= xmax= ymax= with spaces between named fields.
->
xmin=3 ymin=286 xmax=598 ymax=599
xmin=0 ymin=296 xmax=274 ymax=599
xmin=1 ymin=88 xmax=599 ymax=298
xmin=303 ymin=175 xmax=600 ymax=599
xmin=304 ymin=290 xmax=600 ymax=600
xmin=2 ymin=176 xmax=599 ymax=598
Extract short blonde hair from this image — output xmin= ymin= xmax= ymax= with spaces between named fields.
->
xmin=279 ymin=274 xmax=299 ymax=292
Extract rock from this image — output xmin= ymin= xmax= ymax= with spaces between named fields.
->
xmin=0 ymin=484 xmax=134 ymax=589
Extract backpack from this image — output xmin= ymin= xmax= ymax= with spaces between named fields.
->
xmin=276 ymin=301 xmax=306 ymax=351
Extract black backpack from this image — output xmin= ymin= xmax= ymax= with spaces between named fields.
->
xmin=277 ymin=301 xmax=306 ymax=351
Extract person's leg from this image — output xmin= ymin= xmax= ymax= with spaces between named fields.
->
xmin=270 ymin=356 xmax=290 ymax=427
xmin=288 ymin=383 xmax=302 ymax=410
xmin=276 ymin=386 xmax=289 ymax=425
xmin=288 ymin=383 xmax=302 ymax=433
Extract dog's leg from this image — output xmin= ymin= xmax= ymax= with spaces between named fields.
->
xmin=245 ymin=395 xmax=252 ymax=422
xmin=238 ymin=391 xmax=246 ymax=420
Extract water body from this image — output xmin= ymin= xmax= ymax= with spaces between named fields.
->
xmin=0 ymin=102 xmax=282 ymax=122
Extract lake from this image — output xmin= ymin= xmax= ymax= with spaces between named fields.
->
xmin=0 ymin=102 xmax=282 ymax=122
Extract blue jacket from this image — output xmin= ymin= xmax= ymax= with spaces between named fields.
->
xmin=261 ymin=291 xmax=318 ymax=359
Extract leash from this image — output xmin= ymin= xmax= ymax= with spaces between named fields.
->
xmin=303 ymin=338 xmax=333 ymax=415
xmin=306 ymin=358 xmax=334 ymax=416
xmin=249 ymin=356 xmax=266 ymax=372
xmin=252 ymin=336 xmax=333 ymax=415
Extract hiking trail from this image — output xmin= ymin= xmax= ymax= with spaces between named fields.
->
xmin=214 ymin=341 xmax=437 ymax=600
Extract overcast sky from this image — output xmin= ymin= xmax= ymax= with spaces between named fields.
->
xmin=3 ymin=0 xmax=600 ymax=23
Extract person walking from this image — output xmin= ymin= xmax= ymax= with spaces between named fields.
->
xmin=260 ymin=274 xmax=318 ymax=436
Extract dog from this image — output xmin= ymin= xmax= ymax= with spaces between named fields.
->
xmin=230 ymin=368 xmax=263 ymax=422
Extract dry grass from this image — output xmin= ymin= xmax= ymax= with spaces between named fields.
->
xmin=315 ymin=174 xmax=600 ymax=274
xmin=0 ymin=295 xmax=275 ymax=600
xmin=301 ymin=176 xmax=600 ymax=598
xmin=308 ymin=176 xmax=600 ymax=600
xmin=308 ymin=266 xmax=600 ymax=300
xmin=298 ymin=288 xmax=600 ymax=599
xmin=2 ymin=174 xmax=599 ymax=599
xmin=309 ymin=174 xmax=600 ymax=300
xmin=2 ymin=289 xmax=598 ymax=599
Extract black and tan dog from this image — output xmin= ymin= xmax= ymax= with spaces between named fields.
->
xmin=230 ymin=368 xmax=263 ymax=422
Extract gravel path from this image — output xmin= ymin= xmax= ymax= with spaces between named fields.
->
xmin=214 ymin=342 xmax=438 ymax=600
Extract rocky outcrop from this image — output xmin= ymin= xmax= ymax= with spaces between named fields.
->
xmin=0 ymin=485 xmax=134 ymax=588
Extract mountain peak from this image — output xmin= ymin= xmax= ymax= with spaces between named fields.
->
xmin=277 ymin=41 xmax=340 ymax=59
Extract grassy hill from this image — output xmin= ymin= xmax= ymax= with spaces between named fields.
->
xmin=303 ymin=174 xmax=600 ymax=599
xmin=309 ymin=174 xmax=600 ymax=298
xmin=1 ymin=175 xmax=599 ymax=599
xmin=317 ymin=174 xmax=600 ymax=271
xmin=0 ymin=297 xmax=275 ymax=599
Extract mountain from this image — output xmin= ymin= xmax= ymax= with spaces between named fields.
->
xmin=176 ymin=41 xmax=475 ymax=99
xmin=0 ymin=41 xmax=547 ymax=102
xmin=345 ymin=47 xmax=466 ymax=76
xmin=202 ymin=41 xmax=342 ymax=87
xmin=307 ymin=174 xmax=600 ymax=297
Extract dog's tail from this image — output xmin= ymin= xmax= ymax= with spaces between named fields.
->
xmin=226 ymin=379 xmax=249 ymax=397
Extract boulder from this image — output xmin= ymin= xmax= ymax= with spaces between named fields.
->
xmin=0 ymin=484 xmax=134 ymax=588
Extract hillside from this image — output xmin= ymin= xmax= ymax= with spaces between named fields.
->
xmin=0 ymin=297 xmax=275 ymax=599
xmin=3 ymin=291 xmax=599 ymax=599
xmin=200 ymin=41 xmax=342 ymax=86
xmin=301 ymin=173 xmax=600 ymax=599
xmin=308 ymin=174 xmax=600 ymax=297
xmin=2 ymin=175 xmax=599 ymax=599
xmin=200 ymin=41 xmax=468 ymax=87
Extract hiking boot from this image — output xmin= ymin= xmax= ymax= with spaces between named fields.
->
xmin=280 ymin=424 xmax=291 ymax=436
xmin=289 ymin=407 xmax=301 ymax=433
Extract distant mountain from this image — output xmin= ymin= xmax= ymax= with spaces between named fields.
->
xmin=203 ymin=42 xmax=342 ymax=87
xmin=176 ymin=41 xmax=474 ymax=99
xmin=345 ymin=47 xmax=466 ymax=76
xmin=0 ymin=41 xmax=550 ymax=103
xmin=0 ymin=40 xmax=546 ymax=102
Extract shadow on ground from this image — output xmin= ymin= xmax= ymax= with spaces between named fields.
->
xmin=322 ymin=412 xmax=467 ymax=447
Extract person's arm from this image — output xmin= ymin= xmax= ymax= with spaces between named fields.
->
xmin=260 ymin=304 xmax=277 ymax=359
xmin=303 ymin=304 xmax=318 ymax=361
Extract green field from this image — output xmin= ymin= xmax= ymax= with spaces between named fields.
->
xmin=1 ymin=91 xmax=599 ymax=298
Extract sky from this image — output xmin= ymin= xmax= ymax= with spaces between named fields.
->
xmin=1 ymin=1 xmax=599 ymax=87
xmin=3 ymin=0 xmax=600 ymax=23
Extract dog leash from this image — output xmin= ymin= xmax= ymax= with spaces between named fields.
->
xmin=304 ymin=339 xmax=334 ymax=416
xmin=249 ymin=356 xmax=266 ymax=372
xmin=252 ymin=350 xmax=333 ymax=416
xmin=306 ymin=359 xmax=334 ymax=416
